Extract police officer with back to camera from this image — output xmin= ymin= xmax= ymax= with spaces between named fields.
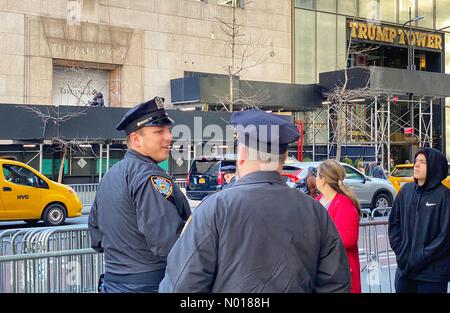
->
xmin=88 ymin=96 xmax=191 ymax=293
xmin=159 ymin=109 xmax=350 ymax=293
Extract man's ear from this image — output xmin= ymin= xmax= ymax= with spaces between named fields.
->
xmin=129 ymin=132 xmax=141 ymax=147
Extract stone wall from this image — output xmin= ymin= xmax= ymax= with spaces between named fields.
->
xmin=0 ymin=0 xmax=292 ymax=107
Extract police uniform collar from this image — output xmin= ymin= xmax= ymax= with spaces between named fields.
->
xmin=234 ymin=171 xmax=285 ymax=186
xmin=125 ymin=149 xmax=157 ymax=164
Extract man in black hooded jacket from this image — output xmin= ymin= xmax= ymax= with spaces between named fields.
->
xmin=388 ymin=147 xmax=450 ymax=293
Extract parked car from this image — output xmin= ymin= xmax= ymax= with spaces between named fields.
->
xmin=186 ymin=155 xmax=236 ymax=200
xmin=282 ymin=161 xmax=397 ymax=209
xmin=0 ymin=157 xmax=83 ymax=226
xmin=389 ymin=163 xmax=450 ymax=192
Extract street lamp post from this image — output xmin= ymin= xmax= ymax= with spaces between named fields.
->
xmin=400 ymin=8 xmax=450 ymax=159
xmin=401 ymin=7 xmax=424 ymax=70
xmin=400 ymin=7 xmax=423 ymax=161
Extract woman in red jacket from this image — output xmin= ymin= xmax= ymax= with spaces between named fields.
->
xmin=315 ymin=160 xmax=361 ymax=293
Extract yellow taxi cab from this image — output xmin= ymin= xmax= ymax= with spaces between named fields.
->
xmin=389 ymin=163 xmax=450 ymax=192
xmin=0 ymin=157 xmax=82 ymax=226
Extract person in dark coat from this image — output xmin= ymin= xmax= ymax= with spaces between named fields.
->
xmin=159 ymin=109 xmax=351 ymax=293
xmin=388 ymin=147 xmax=450 ymax=293
xmin=88 ymin=97 xmax=191 ymax=293
xmin=89 ymin=91 xmax=105 ymax=107
xmin=217 ymin=165 xmax=236 ymax=191
xmin=372 ymin=161 xmax=387 ymax=179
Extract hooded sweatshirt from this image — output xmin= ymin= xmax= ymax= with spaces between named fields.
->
xmin=388 ymin=147 xmax=450 ymax=282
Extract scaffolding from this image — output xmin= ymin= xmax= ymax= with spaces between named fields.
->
xmin=300 ymin=95 xmax=435 ymax=172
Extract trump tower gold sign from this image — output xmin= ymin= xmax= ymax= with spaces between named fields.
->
xmin=348 ymin=21 xmax=443 ymax=50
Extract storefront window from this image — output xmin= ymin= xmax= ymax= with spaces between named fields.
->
xmin=295 ymin=9 xmax=316 ymax=83
xmin=338 ymin=0 xmax=357 ymax=16
xmin=417 ymin=0 xmax=434 ymax=29
xmin=379 ymin=0 xmax=397 ymax=23
xmin=52 ymin=66 xmax=109 ymax=106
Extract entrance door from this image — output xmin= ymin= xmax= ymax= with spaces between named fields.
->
xmin=1 ymin=164 xmax=42 ymax=220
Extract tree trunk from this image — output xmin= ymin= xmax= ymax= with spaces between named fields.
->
xmin=335 ymin=100 xmax=346 ymax=161
xmin=58 ymin=146 xmax=67 ymax=183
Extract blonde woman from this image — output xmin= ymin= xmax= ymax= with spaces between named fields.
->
xmin=315 ymin=159 xmax=361 ymax=293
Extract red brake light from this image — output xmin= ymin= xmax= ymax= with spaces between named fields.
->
xmin=218 ymin=171 xmax=224 ymax=185
xmin=186 ymin=173 xmax=190 ymax=186
xmin=282 ymin=173 xmax=299 ymax=183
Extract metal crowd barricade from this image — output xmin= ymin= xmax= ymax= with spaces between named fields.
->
xmin=0 ymin=248 xmax=103 ymax=293
xmin=174 ymin=179 xmax=187 ymax=189
xmin=359 ymin=218 xmax=396 ymax=293
xmin=2 ymin=225 xmax=91 ymax=256
xmin=68 ymin=181 xmax=187 ymax=208
xmin=68 ymin=183 xmax=98 ymax=208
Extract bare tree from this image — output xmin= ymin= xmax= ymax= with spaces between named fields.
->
xmin=323 ymin=35 xmax=387 ymax=161
xmin=18 ymin=105 xmax=92 ymax=183
xmin=216 ymin=0 xmax=270 ymax=111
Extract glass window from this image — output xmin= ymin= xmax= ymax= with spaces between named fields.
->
xmin=399 ymin=0 xmax=416 ymax=25
xmin=296 ymin=0 xmax=316 ymax=9
xmin=53 ymin=66 xmax=109 ymax=106
xmin=338 ymin=0 xmax=357 ymax=16
xmin=359 ymin=0 xmax=380 ymax=22
xmin=417 ymin=0 xmax=434 ymax=29
xmin=317 ymin=12 xmax=337 ymax=79
xmin=317 ymin=0 xmax=336 ymax=13
xmin=337 ymin=16 xmax=348 ymax=69
xmin=379 ymin=0 xmax=397 ymax=23
xmin=2 ymin=164 xmax=41 ymax=187
xmin=295 ymin=9 xmax=317 ymax=83
xmin=436 ymin=0 xmax=450 ymax=29
xmin=344 ymin=165 xmax=364 ymax=180
xmin=390 ymin=167 xmax=414 ymax=177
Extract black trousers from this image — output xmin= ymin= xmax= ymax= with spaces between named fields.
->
xmin=395 ymin=270 xmax=448 ymax=293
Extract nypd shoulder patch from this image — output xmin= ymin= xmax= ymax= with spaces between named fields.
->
xmin=150 ymin=176 xmax=173 ymax=199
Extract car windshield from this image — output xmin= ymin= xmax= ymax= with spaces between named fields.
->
xmin=391 ymin=167 xmax=414 ymax=177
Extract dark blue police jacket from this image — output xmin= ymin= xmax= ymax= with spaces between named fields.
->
xmin=159 ymin=171 xmax=350 ymax=292
xmin=88 ymin=149 xmax=191 ymax=275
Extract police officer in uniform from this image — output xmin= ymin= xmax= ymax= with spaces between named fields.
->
xmin=89 ymin=97 xmax=191 ymax=293
xmin=159 ymin=109 xmax=350 ymax=293
xmin=217 ymin=165 xmax=237 ymax=191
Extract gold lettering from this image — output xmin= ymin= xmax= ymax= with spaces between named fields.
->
xmin=398 ymin=29 xmax=406 ymax=44
xmin=358 ymin=23 xmax=368 ymax=40
xmin=427 ymin=34 xmax=435 ymax=49
xmin=415 ymin=32 xmax=427 ymax=48
xmin=376 ymin=26 xmax=389 ymax=42
xmin=349 ymin=21 xmax=358 ymax=38
xmin=367 ymin=24 xmax=377 ymax=41
xmin=434 ymin=35 xmax=442 ymax=50
xmin=388 ymin=28 xmax=396 ymax=43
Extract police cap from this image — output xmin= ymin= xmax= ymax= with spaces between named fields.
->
xmin=231 ymin=109 xmax=300 ymax=154
xmin=116 ymin=97 xmax=174 ymax=135
xmin=220 ymin=165 xmax=236 ymax=173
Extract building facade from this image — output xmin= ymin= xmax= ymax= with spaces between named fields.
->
xmin=293 ymin=0 xmax=450 ymax=163
xmin=0 ymin=0 xmax=294 ymax=182
xmin=0 ymin=0 xmax=291 ymax=107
